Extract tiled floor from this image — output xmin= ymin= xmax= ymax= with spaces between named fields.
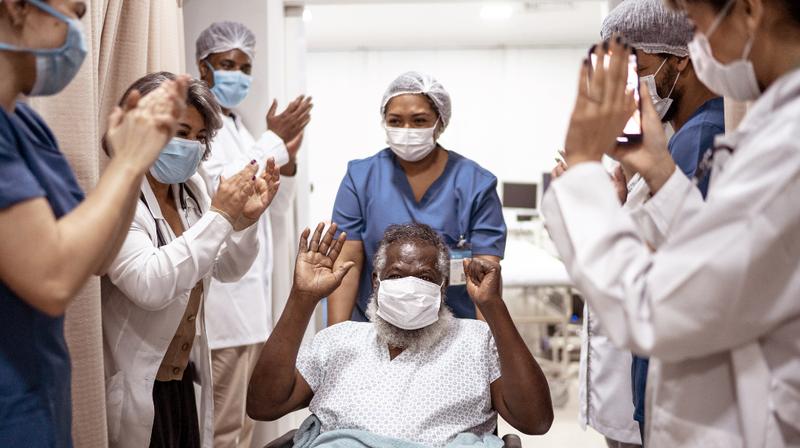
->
xmin=498 ymin=379 xmax=606 ymax=447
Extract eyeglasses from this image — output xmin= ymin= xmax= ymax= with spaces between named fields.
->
xmin=693 ymin=143 xmax=734 ymax=186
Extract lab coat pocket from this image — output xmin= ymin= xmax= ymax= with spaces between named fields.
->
xmin=105 ymin=370 xmax=126 ymax=443
xmin=771 ymin=379 xmax=800 ymax=431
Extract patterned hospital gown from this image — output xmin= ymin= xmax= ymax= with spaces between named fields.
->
xmin=296 ymin=319 xmax=502 ymax=447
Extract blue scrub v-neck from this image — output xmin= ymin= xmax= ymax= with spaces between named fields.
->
xmin=332 ymin=148 xmax=506 ymax=321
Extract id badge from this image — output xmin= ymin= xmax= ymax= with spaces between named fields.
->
xmin=449 ymin=238 xmax=472 ymax=286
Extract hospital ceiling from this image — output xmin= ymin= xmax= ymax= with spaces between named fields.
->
xmin=294 ymin=1 xmax=610 ymax=51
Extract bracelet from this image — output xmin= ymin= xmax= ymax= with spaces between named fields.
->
xmin=210 ymin=206 xmax=236 ymax=227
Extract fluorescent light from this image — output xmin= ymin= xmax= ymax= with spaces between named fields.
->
xmin=302 ymin=6 xmax=313 ymax=23
xmin=480 ymin=3 xmax=514 ymax=21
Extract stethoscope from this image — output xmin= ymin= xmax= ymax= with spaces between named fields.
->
xmin=140 ymin=183 xmax=201 ymax=248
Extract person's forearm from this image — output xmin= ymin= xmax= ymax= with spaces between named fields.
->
xmin=48 ymin=159 xmax=144 ymax=314
xmin=479 ymin=299 xmax=553 ymax=433
xmin=248 ymin=288 xmax=317 ymax=417
xmin=94 ymin=175 xmax=142 ymax=275
xmin=327 ymin=268 xmax=359 ymax=324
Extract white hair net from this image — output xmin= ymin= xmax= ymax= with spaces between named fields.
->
xmin=380 ymin=71 xmax=452 ymax=130
xmin=600 ymin=0 xmax=694 ymax=57
xmin=195 ymin=21 xmax=256 ymax=62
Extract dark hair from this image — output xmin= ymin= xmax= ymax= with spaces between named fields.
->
xmin=664 ymin=0 xmax=800 ymax=25
xmin=373 ymin=223 xmax=450 ymax=283
xmin=103 ymin=72 xmax=222 ymax=158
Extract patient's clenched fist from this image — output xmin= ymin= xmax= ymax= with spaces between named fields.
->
xmin=464 ymin=258 xmax=503 ymax=306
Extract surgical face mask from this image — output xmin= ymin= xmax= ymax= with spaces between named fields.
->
xmin=206 ymin=62 xmax=252 ymax=109
xmin=0 ymin=0 xmax=88 ymax=96
xmin=385 ymin=121 xmax=438 ymax=162
xmin=376 ymin=276 xmax=442 ymax=330
xmin=640 ymin=58 xmax=680 ymax=121
xmin=687 ymin=0 xmax=760 ymax=101
xmin=150 ymin=138 xmax=204 ymax=185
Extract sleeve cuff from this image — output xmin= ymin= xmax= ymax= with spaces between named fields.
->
xmin=255 ymin=131 xmax=290 ymax=167
xmin=638 ymin=168 xmax=693 ymax=244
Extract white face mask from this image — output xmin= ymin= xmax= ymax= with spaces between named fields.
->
xmin=640 ymin=58 xmax=680 ymax=121
xmin=385 ymin=121 xmax=438 ymax=162
xmin=376 ymin=276 xmax=442 ymax=330
xmin=687 ymin=0 xmax=760 ymax=101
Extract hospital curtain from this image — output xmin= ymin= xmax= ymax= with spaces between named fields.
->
xmin=27 ymin=1 xmax=185 ymax=446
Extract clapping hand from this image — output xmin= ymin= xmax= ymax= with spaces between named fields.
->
xmin=211 ymin=161 xmax=258 ymax=225
xmin=292 ymin=223 xmax=355 ymax=303
xmin=235 ymin=158 xmax=282 ymax=231
xmin=267 ymin=95 xmax=313 ymax=145
xmin=106 ymin=75 xmax=190 ymax=172
xmin=464 ymin=258 xmax=503 ymax=307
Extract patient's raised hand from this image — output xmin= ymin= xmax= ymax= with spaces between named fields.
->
xmin=464 ymin=258 xmax=503 ymax=306
xmin=292 ymin=222 xmax=356 ymax=302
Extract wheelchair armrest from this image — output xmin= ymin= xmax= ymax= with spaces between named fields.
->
xmin=263 ymin=429 xmax=297 ymax=448
xmin=502 ymin=434 xmax=522 ymax=448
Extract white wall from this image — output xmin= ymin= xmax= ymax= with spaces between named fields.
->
xmin=305 ymin=47 xmax=587 ymax=224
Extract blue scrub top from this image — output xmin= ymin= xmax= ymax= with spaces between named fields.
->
xmin=0 ymin=102 xmax=84 ymax=448
xmin=332 ymin=148 xmax=507 ymax=321
xmin=632 ymin=96 xmax=724 ymax=429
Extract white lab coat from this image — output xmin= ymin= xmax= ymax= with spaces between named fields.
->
xmin=200 ymin=113 xmax=296 ymax=350
xmin=102 ymin=175 xmax=259 ymax=448
xmin=578 ymin=173 xmax=645 ymax=446
xmin=542 ymin=68 xmax=800 ymax=447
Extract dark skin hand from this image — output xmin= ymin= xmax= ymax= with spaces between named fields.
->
xmin=464 ymin=258 xmax=554 ymax=435
xmin=247 ymin=223 xmax=354 ymax=421
xmin=197 ymin=48 xmax=313 ymax=176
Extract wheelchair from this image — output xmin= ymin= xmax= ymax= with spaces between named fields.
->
xmin=264 ymin=429 xmax=523 ymax=448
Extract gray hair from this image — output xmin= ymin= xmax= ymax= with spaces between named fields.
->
xmin=373 ymin=223 xmax=450 ymax=285
xmin=366 ymin=291 xmax=454 ymax=352
xmin=115 ymin=72 xmax=222 ymax=160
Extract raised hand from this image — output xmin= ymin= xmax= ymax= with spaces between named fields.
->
xmin=235 ymin=158 xmax=282 ymax=231
xmin=292 ymin=223 xmax=355 ymax=302
xmin=607 ymin=82 xmax=676 ymax=194
xmin=564 ymin=36 xmax=637 ymax=167
xmin=267 ymin=95 xmax=313 ymax=145
xmin=106 ymin=75 xmax=190 ymax=173
xmin=211 ymin=161 xmax=258 ymax=224
xmin=464 ymin=258 xmax=503 ymax=306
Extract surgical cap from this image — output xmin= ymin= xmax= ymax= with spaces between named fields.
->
xmin=600 ymin=0 xmax=694 ymax=57
xmin=196 ymin=21 xmax=256 ymax=62
xmin=380 ymin=72 xmax=452 ymax=130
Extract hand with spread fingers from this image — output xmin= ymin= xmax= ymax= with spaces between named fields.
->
xmin=106 ymin=75 xmax=190 ymax=173
xmin=464 ymin=258 xmax=503 ymax=307
xmin=292 ymin=223 xmax=356 ymax=303
xmin=267 ymin=95 xmax=313 ymax=146
xmin=235 ymin=158 xmax=282 ymax=231
xmin=564 ymin=36 xmax=638 ymax=167
xmin=211 ymin=161 xmax=258 ymax=226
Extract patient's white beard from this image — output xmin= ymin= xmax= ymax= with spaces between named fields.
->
xmin=366 ymin=292 xmax=455 ymax=353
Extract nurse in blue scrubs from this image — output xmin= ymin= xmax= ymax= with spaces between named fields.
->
xmin=328 ymin=71 xmax=507 ymax=323
xmin=0 ymin=1 xmax=185 ymax=446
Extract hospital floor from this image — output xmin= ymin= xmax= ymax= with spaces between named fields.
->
xmin=497 ymin=378 xmax=606 ymax=447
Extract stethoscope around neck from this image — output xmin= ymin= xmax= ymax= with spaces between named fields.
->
xmin=139 ymin=183 xmax=200 ymax=248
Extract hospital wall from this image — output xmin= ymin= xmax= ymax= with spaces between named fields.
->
xmin=304 ymin=47 xmax=587 ymax=224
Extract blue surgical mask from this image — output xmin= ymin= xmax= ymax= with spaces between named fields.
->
xmin=150 ymin=138 xmax=204 ymax=185
xmin=205 ymin=61 xmax=252 ymax=108
xmin=0 ymin=0 xmax=88 ymax=96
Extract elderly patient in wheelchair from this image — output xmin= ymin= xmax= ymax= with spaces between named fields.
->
xmin=247 ymin=222 xmax=553 ymax=448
